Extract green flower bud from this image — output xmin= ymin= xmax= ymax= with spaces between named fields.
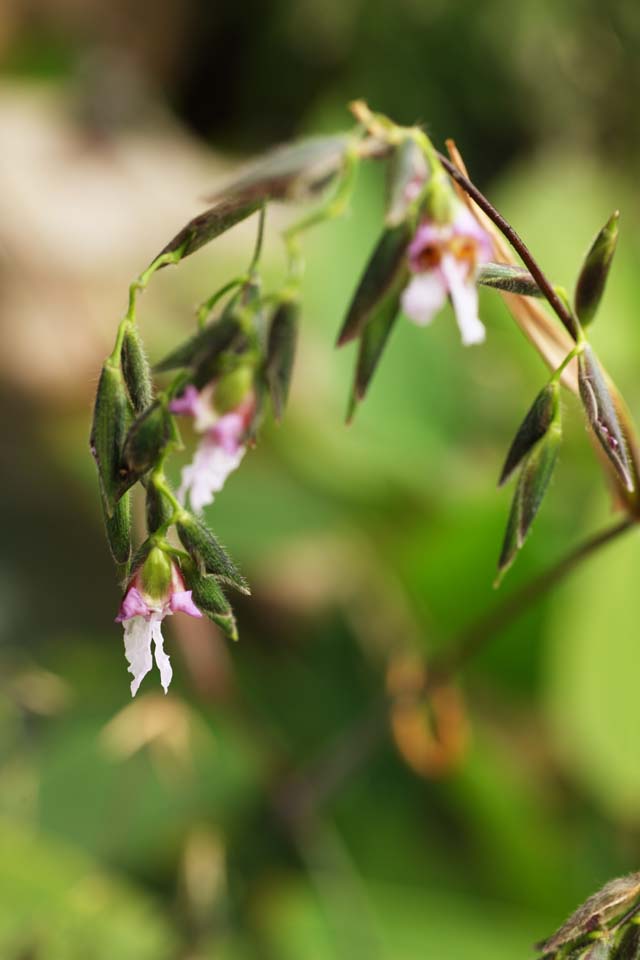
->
xmin=177 ymin=514 xmax=250 ymax=594
xmin=386 ymin=137 xmax=428 ymax=228
xmin=122 ymin=324 xmax=153 ymax=413
xmin=122 ymin=401 xmax=172 ymax=481
xmin=574 ymin=211 xmax=619 ymax=327
xmin=213 ymin=365 xmax=254 ymax=414
xmin=578 ymin=345 xmax=633 ymax=492
xmin=139 ymin=546 xmax=173 ymax=601
xmin=499 ymin=382 xmax=559 ymax=487
xmin=266 ymin=299 xmax=299 ymax=421
xmin=90 ymin=361 xmax=132 ymax=515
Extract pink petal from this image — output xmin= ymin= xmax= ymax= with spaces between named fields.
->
xmin=169 ymin=385 xmax=201 ymax=417
xmin=401 ymin=272 xmax=448 ymax=327
xmin=451 ymin=205 xmax=493 ymax=262
xmin=170 ymin=590 xmax=203 ymax=618
xmin=115 ymin=587 xmax=151 ymax=623
xmin=440 ymin=254 xmax=486 ymax=346
xmin=211 ymin=411 xmax=245 ymax=454
xmin=177 ymin=437 xmax=246 ymax=512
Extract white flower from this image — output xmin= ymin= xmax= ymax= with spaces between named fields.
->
xmin=401 ymin=204 xmax=492 ymax=346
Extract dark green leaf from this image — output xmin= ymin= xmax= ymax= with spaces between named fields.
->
xmin=578 ymin=345 xmax=633 ymax=492
xmin=499 ymin=382 xmax=559 ymax=486
xmin=386 ymin=137 xmax=428 ymax=227
xmin=477 ymin=262 xmax=543 ymax=297
xmin=177 ymin=515 xmax=250 ymax=595
xmin=336 ymin=224 xmax=411 ymax=346
xmin=574 ymin=211 xmax=619 ymax=327
xmin=121 ymin=324 xmax=153 ymax=413
xmin=266 ymin=299 xmax=299 ymax=421
xmin=89 ymin=362 xmax=132 ymax=515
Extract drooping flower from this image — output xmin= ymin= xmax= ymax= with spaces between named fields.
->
xmin=401 ymin=203 xmax=492 ymax=346
xmin=170 ymin=375 xmax=255 ymax=513
xmin=116 ymin=548 xmax=202 ymax=697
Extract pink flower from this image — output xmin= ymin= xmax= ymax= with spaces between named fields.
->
xmin=116 ymin=557 xmax=202 ymax=697
xmin=401 ymin=204 xmax=492 ymax=345
xmin=170 ymin=384 xmax=254 ymax=513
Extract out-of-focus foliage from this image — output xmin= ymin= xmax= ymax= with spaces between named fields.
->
xmin=2 ymin=0 xmax=640 ymax=957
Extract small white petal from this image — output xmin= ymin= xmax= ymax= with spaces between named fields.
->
xmin=151 ymin=620 xmax=173 ymax=694
xmin=401 ymin=272 xmax=448 ymax=327
xmin=440 ymin=255 xmax=486 ymax=346
xmin=123 ymin=616 xmax=154 ymax=697
xmin=178 ymin=440 xmax=246 ymax=512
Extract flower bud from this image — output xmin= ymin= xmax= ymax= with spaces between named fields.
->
xmin=499 ymin=382 xmax=559 ymax=487
xmin=336 ymin=223 xmax=411 ymax=347
xmin=139 ymin=546 xmax=173 ymax=601
xmin=477 ymin=262 xmax=542 ymax=298
xmin=90 ymin=361 xmax=132 ymax=514
xmin=213 ymin=365 xmax=254 ymax=415
xmin=122 ymin=401 xmax=172 ymax=482
xmin=103 ymin=490 xmax=132 ymax=582
xmin=498 ymin=421 xmax=561 ymax=579
xmin=145 ymin=484 xmax=174 ymax=534
xmin=122 ymin=324 xmax=153 ymax=413
xmin=266 ymin=299 xmax=299 ymax=421
xmin=177 ymin=514 xmax=250 ymax=594
xmin=578 ymin=345 xmax=633 ymax=492
xmin=183 ymin=568 xmax=238 ymax=641
xmin=386 ymin=137 xmax=428 ymax=228
xmin=574 ymin=211 xmax=619 ymax=327
xmin=347 ymin=288 xmax=401 ymax=421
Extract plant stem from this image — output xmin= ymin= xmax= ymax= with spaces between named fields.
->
xmin=437 ymin=153 xmax=579 ymax=339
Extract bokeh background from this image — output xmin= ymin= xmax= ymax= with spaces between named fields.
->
xmin=2 ymin=1 xmax=640 ymax=957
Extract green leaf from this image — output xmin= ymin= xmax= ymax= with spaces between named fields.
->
xmin=336 ymin=223 xmax=411 ymax=346
xmin=574 ymin=211 xmax=619 ymax=327
xmin=577 ymin=345 xmax=633 ymax=492
xmin=89 ymin=362 xmax=132 ymax=515
xmin=121 ymin=324 xmax=153 ymax=413
xmin=266 ymin=299 xmax=299 ymax=421
xmin=476 ymin=262 xmax=543 ymax=297
xmin=177 ymin=515 xmax=250 ymax=595
xmin=386 ymin=136 xmax=428 ymax=227
xmin=499 ymin=382 xmax=559 ymax=486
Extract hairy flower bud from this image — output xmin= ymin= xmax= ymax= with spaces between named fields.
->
xmin=574 ymin=211 xmax=619 ymax=327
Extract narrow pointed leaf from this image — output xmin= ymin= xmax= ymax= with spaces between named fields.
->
xmin=499 ymin=382 xmax=558 ymax=486
xmin=90 ymin=362 xmax=132 ymax=515
xmin=177 ymin=515 xmax=250 ymax=594
xmin=574 ymin=211 xmax=619 ymax=327
xmin=477 ymin=262 xmax=542 ymax=297
xmin=578 ymin=345 xmax=633 ymax=491
xmin=386 ymin=137 xmax=428 ymax=227
xmin=158 ymin=196 xmax=262 ymax=261
xmin=336 ymin=224 xmax=411 ymax=346
xmin=205 ymin=134 xmax=351 ymax=206
xmin=266 ymin=299 xmax=299 ymax=421
xmin=122 ymin=324 xmax=153 ymax=413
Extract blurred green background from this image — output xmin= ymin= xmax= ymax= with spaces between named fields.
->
xmin=2 ymin=1 xmax=640 ymax=957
